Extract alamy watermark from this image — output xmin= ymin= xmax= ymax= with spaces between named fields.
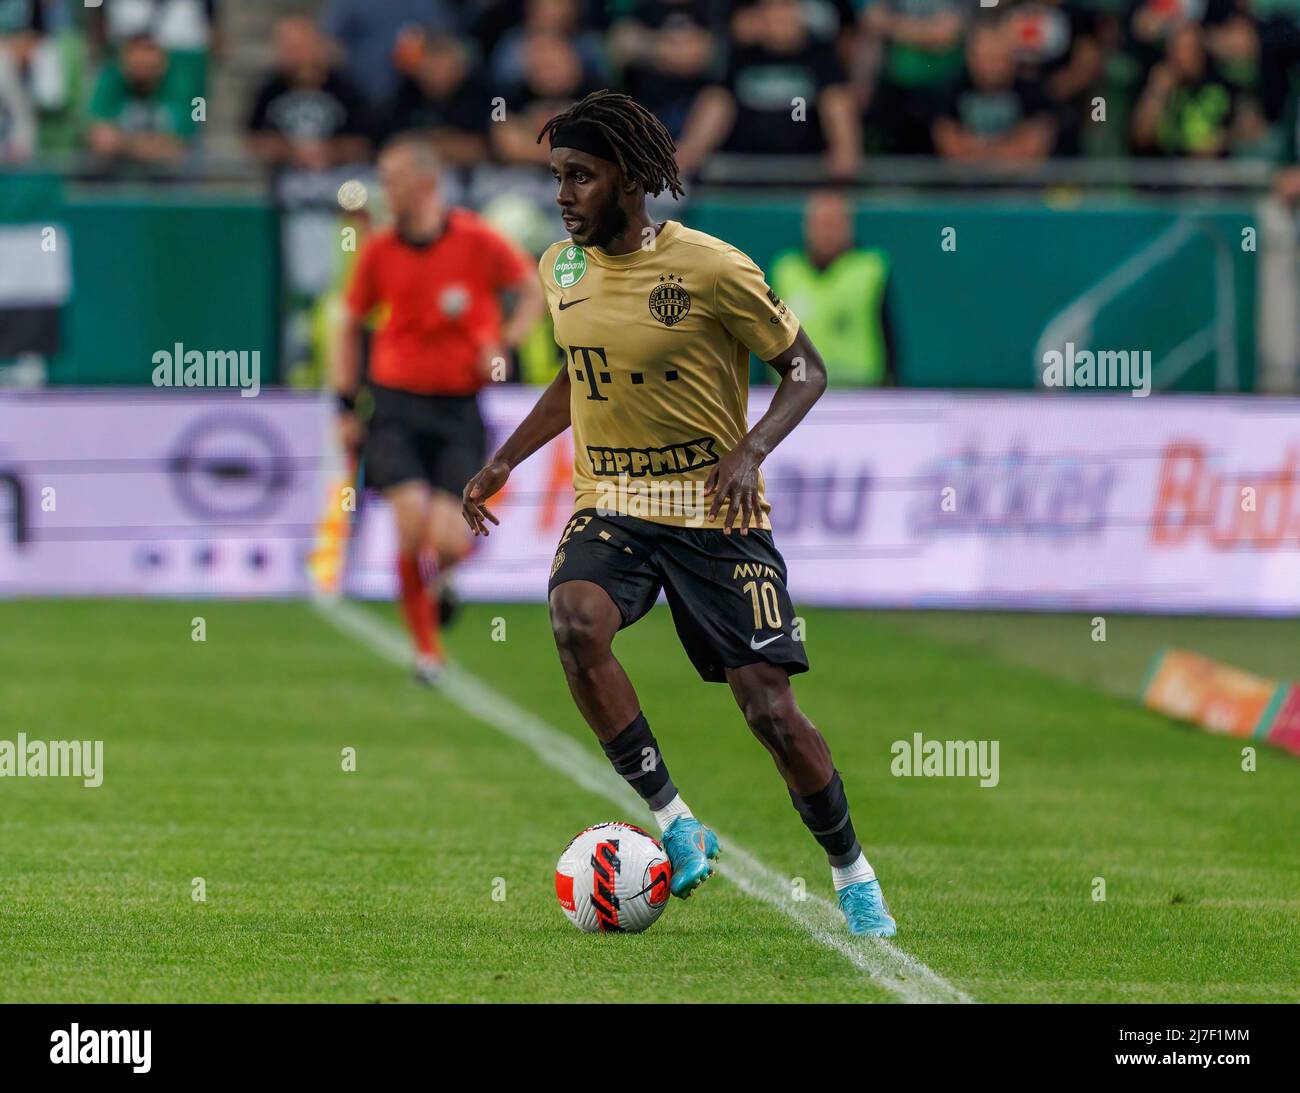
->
xmin=50 ymin=1025 xmax=150 ymax=1073
xmin=0 ymin=733 xmax=103 ymax=787
xmin=891 ymin=732 xmax=999 ymax=788
xmin=595 ymin=475 xmax=710 ymax=526
xmin=1041 ymin=342 xmax=1151 ymax=398
xmin=151 ymin=342 xmax=261 ymax=397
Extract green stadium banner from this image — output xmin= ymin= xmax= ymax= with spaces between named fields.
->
xmin=688 ymin=196 xmax=1257 ymax=392
xmin=0 ymin=178 xmax=280 ymax=385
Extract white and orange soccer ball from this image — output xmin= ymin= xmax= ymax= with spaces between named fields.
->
xmin=555 ymin=822 xmax=672 ymax=933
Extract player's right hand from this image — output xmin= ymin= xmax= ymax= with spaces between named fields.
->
xmin=462 ymin=460 xmax=509 ymax=536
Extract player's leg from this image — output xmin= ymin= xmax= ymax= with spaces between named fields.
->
xmin=424 ymin=394 xmax=487 ymax=628
xmin=425 ymin=489 xmax=471 ymax=626
xmin=725 ymin=662 xmax=895 ymax=937
xmin=548 ymin=580 xmax=638 ymax=734
xmin=656 ymin=525 xmax=894 ymax=934
xmin=547 ymin=514 xmax=719 ymax=897
xmin=365 ymin=391 xmax=445 ymax=681
xmin=385 ymin=479 xmax=443 ymax=680
xmin=427 ymin=490 xmax=471 ymax=568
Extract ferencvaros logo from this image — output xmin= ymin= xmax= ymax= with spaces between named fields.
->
xmin=553 ymin=246 xmax=587 ymax=289
xmin=649 ymin=274 xmax=690 ymax=327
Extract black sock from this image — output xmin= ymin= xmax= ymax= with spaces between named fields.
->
xmin=789 ymin=770 xmax=861 ymax=867
xmin=601 ymin=712 xmax=678 ymax=810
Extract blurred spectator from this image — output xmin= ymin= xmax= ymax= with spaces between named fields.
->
xmin=1276 ymin=58 xmax=1300 ymax=201
xmin=491 ymin=32 xmax=601 ymax=165
xmin=1130 ymin=20 xmax=1252 ymax=155
xmin=1257 ymin=1 xmax=1300 ymax=123
xmin=770 ymin=190 xmax=896 ymax=386
xmin=462 ymin=0 xmax=526 ymax=64
xmin=931 ymin=18 xmax=1058 ymax=161
xmin=1126 ymin=0 xmax=1259 ymax=80
xmin=89 ymin=0 xmax=218 ymax=103
xmin=86 ymin=33 xmax=196 ymax=166
xmin=386 ymin=33 xmax=489 ymax=164
xmin=860 ymin=0 xmax=969 ymax=154
xmin=0 ymin=0 xmax=43 ymax=74
xmin=735 ymin=0 xmax=861 ymax=48
xmin=246 ymin=16 xmax=371 ymax=173
xmin=806 ymin=0 xmax=865 ymax=51
xmin=677 ymin=0 xmax=860 ymax=177
xmin=0 ymin=44 xmax=35 ymax=162
xmin=608 ymin=1 xmax=716 ymax=140
xmin=490 ymin=0 xmax=606 ymax=93
xmin=322 ymin=0 xmax=459 ymax=109
xmin=1003 ymin=0 xmax=1104 ymax=154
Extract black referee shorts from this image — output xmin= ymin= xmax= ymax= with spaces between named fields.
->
xmin=363 ymin=384 xmax=486 ymax=496
xmin=547 ymin=509 xmax=809 ymax=683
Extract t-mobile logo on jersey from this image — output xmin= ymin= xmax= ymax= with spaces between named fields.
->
xmin=568 ymin=345 xmax=612 ymax=401
xmin=566 ymin=345 xmax=683 ymax=400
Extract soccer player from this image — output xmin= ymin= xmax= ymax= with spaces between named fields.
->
xmin=461 ymin=91 xmax=895 ymax=937
xmin=336 ymin=135 xmax=543 ymax=683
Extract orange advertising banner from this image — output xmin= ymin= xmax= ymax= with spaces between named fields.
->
xmin=1141 ymin=650 xmax=1282 ymax=740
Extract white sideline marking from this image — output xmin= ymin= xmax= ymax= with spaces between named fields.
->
xmin=315 ymin=597 xmax=973 ymax=1005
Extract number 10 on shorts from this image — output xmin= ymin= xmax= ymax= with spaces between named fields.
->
xmin=742 ymin=580 xmax=782 ymax=629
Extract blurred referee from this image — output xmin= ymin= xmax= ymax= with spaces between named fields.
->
xmin=334 ymin=135 xmax=543 ymax=683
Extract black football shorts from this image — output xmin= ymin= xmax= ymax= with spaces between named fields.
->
xmin=364 ymin=384 xmax=486 ymax=496
xmin=547 ymin=508 xmax=809 ymax=683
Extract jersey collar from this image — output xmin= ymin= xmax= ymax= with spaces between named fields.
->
xmin=584 ymin=220 xmax=680 ymax=268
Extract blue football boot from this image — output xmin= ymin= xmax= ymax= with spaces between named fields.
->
xmin=661 ymin=816 xmax=720 ymax=898
xmin=838 ymin=879 xmax=897 ymax=937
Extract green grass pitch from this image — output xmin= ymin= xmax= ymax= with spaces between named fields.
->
xmin=2 ymin=600 xmax=1297 ymax=1003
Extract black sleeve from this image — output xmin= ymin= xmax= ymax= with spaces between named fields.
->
xmin=810 ymin=40 xmax=847 ymax=88
xmin=329 ymin=72 xmax=371 ymax=138
xmin=1017 ymin=78 xmax=1053 ymax=122
xmin=931 ymin=83 xmax=961 ymax=125
xmin=1066 ymin=1 xmax=1098 ymax=39
xmin=385 ymin=77 xmax=418 ymax=139
xmin=451 ymin=78 xmax=491 ymax=136
xmin=245 ymin=76 xmax=278 ymax=133
xmin=1202 ymin=0 xmax=1241 ymax=26
xmin=723 ymin=47 xmax=747 ymax=93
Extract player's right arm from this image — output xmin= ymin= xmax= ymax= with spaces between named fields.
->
xmin=462 ymin=365 xmax=571 ymax=536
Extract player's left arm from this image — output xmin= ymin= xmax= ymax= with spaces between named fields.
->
xmin=704 ymin=327 xmax=827 ymax=535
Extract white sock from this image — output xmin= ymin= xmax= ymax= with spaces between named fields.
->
xmin=651 ymin=793 xmax=693 ymax=833
xmin=831 ymin=851 xmax=875 ymax=891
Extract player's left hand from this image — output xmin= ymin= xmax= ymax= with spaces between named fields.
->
xmin=703 ymin=441 xmax=763 ymax=536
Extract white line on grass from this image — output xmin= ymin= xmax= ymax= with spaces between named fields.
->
xmin=315 ymin=596 xmax=973 ymax=1005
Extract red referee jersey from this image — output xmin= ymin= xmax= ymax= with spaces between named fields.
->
xmin=346 ymin=208 xmax=529 ymax=396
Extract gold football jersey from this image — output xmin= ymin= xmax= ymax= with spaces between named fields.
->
xmin=539 ymin=221 xmax=800 ymax=529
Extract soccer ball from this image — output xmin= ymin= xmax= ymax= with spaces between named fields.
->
xmin=555 ymin=822 xmax=672 ymax=933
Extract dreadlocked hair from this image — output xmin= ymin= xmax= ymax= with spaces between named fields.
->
xmin=537 ymin=90 xmax=685 ymax=200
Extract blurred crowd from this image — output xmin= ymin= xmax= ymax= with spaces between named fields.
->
xmin=1 ymin=0 xmax=1298 ymax=193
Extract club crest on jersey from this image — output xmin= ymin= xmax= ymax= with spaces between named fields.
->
xmin=553 ymin=245 xmax=587 ymax=288
xmin=649 ymin=274 xmax=690 ymax=327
